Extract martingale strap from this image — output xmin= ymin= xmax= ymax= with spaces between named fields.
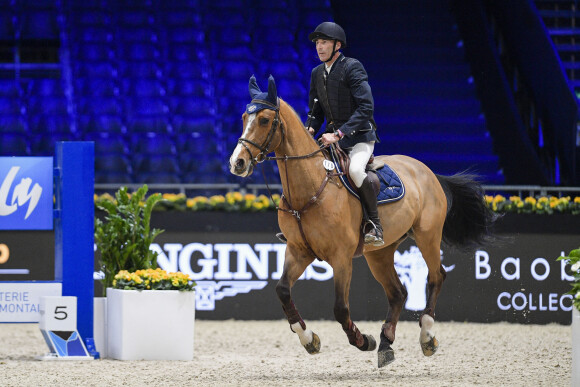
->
xmin=278 ymin=166 xmax=343 ymax=259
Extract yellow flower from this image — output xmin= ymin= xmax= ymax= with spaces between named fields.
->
xmin=194 ymin=196 xmax=208 ymax=203
xmin=209 ymin=195 xmax=225 ymax=204
xmin=509 ymin=196 xmax=521 ymax=202
xmin=258 ymin=194 xmax=270 ymax=206
xmin=538 ymin=197 xmax=549 ymax=204
xmin=524 ymin=197 xmax=536 ymax=205
xmin=574 ymin=197 xmax=580 ymax=204
xmin=226 ymin=192 xmax=241 ymax=204
xmin=493 ymin=194 xmax=505 ymax=203
xmin=485 ymin=195 xmax=493 ymax=204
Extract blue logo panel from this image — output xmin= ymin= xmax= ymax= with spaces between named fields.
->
xmin=0 ymin=157 xmax=53 ymax=230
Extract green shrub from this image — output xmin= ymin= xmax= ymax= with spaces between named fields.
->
xmin=94 ymin=185 xmax=164 ymax=295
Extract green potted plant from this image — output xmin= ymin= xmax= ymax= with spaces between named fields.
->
xmin=94 ymin=185 xmax=196 ymax=361
xmin=558 ymin=246 xmax=580 ymax=385
xmin=94 ymin=185 xmax=164 ymax=296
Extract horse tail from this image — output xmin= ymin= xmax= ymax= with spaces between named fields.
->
xmin=436 ymin=173 xmax=499 ymax=249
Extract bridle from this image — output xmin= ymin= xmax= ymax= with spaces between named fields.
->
xmin=237 ymin=98 xmax=284 ymax=168
xmin=236 ymin=100 xmax=344 ymax=258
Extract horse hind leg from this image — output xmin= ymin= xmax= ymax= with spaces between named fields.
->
xmin=415 ymin=233 xmax=447 ymax=357
xmin=275 ymin=247 xmax=320 ymax=354
xmin=364 ymin=246 xmax=408 ymax=368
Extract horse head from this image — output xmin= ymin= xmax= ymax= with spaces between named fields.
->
xmin=229 ymin=75 xmax=283 ymax=177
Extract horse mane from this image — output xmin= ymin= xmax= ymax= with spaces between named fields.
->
xmin=279 ymin=98 xmax=320 ymax=149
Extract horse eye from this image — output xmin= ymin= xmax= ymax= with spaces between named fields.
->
xmin=259 ymin=117 xmax=269 ymax=126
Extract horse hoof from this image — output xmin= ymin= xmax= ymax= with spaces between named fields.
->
xmin=366 ymin=334 xmax=377 ymax=351
xmin=358 ymin=334 xmax=376 ymax=351
xmin=378 ymin=347 xmax=395 ymax=368
xmin=304 ymin=332 xmax=321 ymax=354
xmin=420 ymin=336 xmax=438 ymax=356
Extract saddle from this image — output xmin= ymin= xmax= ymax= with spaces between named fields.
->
xmin=333 ymin=144 xmax=383 ymax=196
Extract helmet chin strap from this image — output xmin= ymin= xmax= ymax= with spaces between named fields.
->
xmin=324 ymin=40 xmax=338 ymax=63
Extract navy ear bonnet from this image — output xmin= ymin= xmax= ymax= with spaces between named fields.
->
xmin=246 ymin=75 xmax=279 ymax=114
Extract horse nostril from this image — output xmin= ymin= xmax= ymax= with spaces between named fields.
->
xmin=235 ymin=159 xmax=245 ymax=170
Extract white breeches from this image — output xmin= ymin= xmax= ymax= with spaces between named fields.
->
xmin=348 ymin=141 xmax=375 ymax=188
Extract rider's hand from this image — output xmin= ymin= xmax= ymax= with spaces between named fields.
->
xmin=320 ymin=132 xmax=340 ymax=146
xmin=307 ymin=127 xmax=315 ymax=136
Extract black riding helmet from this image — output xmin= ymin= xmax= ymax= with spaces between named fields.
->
xmin=308 ymin=22 xmax=346 ymax=63
xmin=308 ymin=22 xmax=347 ymax=48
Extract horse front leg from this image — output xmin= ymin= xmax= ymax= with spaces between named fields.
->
xmin=333 ymin=256 xmax=377 ymax=353
xmin=275 ymin=246 xmax=320 ymax=354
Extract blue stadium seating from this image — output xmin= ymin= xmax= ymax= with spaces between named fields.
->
xmin=77 ymin=115 xmax=125 ymax=134
xmin=78 ymin=96 xmax=123 ymax=116
xmin=131 ymin=132 xmax=176 ymax=155
xmin=28 ymin=115 xmax=71 ymax=135
xmin=95 ymin=154 xmax=132 ymax=175
xmin=133 ymin=154 xmax=180 ymax=176
xmin=84 ymin=132 xmax=128 ymax=155
xmin=166 ymin=79 xmax=212 ymax=98
xmin=0 ymin=12 xmax=15 ymax=40
xmin=0 ymin=80 xmax=20 ymax=97
xmin=76 ymin=78 xmax=118 ymax=97
xmin=1 ymin=133 xmax=29 ymax=156
xmin=1 ymin=0 xmax=332 ymax=185
xmin=172 ymin=115 xmax=215 ymax=135
xmin=0 ymin=116 xmax=27 ymax=134
xmin=0 ymin=97 xmax=22 ymax=115
xmin=20 ymin=10 xmax=59 ymax=40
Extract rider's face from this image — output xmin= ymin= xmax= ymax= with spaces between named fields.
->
xmin=315 ymin=39 xmax=341 ymax=62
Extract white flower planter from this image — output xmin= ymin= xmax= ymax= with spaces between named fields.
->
xmin=93 ymin=297 xmax=108 ymax=358
xmin=106 ymin=288 xmax=195 ymax=360
xmin=573 ymin=308 xmax=580 ymax=386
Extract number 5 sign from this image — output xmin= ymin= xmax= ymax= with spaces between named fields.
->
xmin=38 ymin=296 xmax=92 ymax=360
xmin=40 ymin=296 xmax=77 ymax=331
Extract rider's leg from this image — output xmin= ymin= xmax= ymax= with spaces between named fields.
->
xmin=349 ymin=141 xmax=384 ymax=246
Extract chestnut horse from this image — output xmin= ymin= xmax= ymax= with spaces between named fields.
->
xmin=229 ymin=76 xmax=495 ymax=368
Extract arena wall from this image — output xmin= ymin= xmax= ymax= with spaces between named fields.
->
xmin=2 ymin=212 xmax=578 ymax=324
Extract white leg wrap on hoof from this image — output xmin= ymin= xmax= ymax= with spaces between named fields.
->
xmin=419 ymin=314 xmax=438 ymax=356
xmin=291 ymin=322 xmax=313 ymax=346
xmin=420 ymin=314 xmax=435 ymax=343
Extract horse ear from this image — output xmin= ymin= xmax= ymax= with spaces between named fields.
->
xmin=249 ymin=75 xmax=261 ymax=99
xmin=267 ymin=75 xmax=277 ymax=101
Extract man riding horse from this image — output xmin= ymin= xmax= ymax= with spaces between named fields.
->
xmin=278 ymin=21 xmax=384 ymax=246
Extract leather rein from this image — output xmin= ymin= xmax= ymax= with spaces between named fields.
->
xmin=236 ymin=99 xmax=344 ymax=258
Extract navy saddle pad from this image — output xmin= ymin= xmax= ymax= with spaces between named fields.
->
xmin=329 ymin=148 xmax=405 ymax=205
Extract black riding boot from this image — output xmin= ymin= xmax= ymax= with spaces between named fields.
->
xmin=358 ymin=175 xmax=384 ymax=246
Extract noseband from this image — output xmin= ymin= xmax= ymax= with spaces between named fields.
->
xmin=237 ymin=98 xmax=284 ymax=166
